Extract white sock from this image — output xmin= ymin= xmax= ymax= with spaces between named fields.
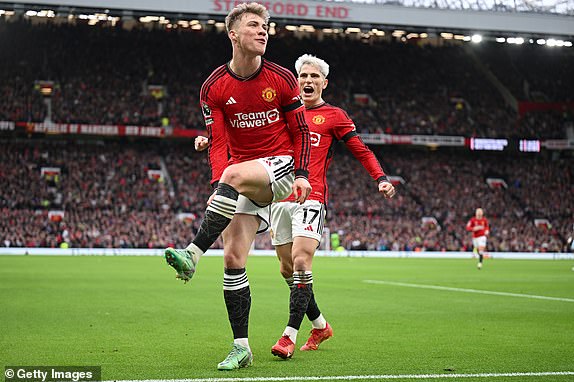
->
xmin=233 ymin=338 xmax=250 ymax=351
xmin=283 ymin=326 xmax=298 ymax=344
xmin=185 ymin=242 xmax=204 ymax=264
xmin=311 ymin=314 xmax=327 ymax=329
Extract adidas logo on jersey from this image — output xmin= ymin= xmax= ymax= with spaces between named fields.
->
xmin=226 ymin=96 xmax=237 ymax=105
xmin=304 ymin=225 xmax=313 ymax=232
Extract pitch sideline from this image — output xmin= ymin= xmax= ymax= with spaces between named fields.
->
xmin=106 ymin=371 xmax=574 ymax=382
xmin=363 ymin=280 xmax=574 ymax=303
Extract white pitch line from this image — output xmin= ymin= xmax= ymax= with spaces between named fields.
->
xmin=363 ymin=280 xmax=574 ymax=303
xmin=106 ymin=371 xmax=574 ymax=382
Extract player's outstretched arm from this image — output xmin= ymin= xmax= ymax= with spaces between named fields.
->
xmin=341 ymin=129 xmax=395 ymax=199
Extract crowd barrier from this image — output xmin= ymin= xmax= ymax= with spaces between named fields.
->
xmin=1 ymin=248 xmax=573 ymax=260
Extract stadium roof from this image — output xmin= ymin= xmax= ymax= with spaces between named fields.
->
xmin=1 ymin=0 xmax=573 ymax=36
xmin=312 ymin=0 xmax=574 ymax=15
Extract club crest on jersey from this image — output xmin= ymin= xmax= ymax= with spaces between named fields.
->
xmin=312 ymin=115 xmax=325 ymax=125
xmin=262 ymin=87 xmax=277 ymax=102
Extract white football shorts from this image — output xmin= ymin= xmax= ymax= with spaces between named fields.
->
xmin=270 ymin=200 xmax=326 ymax=246
xmin=472 ymin=235 xmax=487 ymax=249
xmin=235 ymin=155 xmax=295 ymax=234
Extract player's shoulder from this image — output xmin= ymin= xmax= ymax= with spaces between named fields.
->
xmin=203 ymin=64 xmax=228 ymax=84
xmin=263 ymin=59 xmax=293 ymax=76
xmin=200 ymin=64 xmax=228 ymax=94
xmin=322 ymin=103 xmax=351 ymax=119
xmin=262 ymin=59 xmax=298 ymax=88
xmin=322 ymin=103 xmax=346 ymax=115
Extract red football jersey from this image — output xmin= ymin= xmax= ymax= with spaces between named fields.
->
xmin=466 ymin=217 xmax=490 ymax=238
xmin=200 ymin=59 xmax=310 ymax=184
xmin=284 ymin=102 xmax=385 ymax=204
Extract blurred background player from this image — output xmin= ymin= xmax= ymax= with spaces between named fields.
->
xmin=164 ymin=2 xmax=311 ymax=371
xmin=466 ymin=208 xmax=490 ymax=269
xmin=269 ymin=54 xmax=396 ymax=359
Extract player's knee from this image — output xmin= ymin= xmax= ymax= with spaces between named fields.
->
xmin=223 ymin=250 xmax=246 ymax=268
xmin=292 ymin=252 xmax=313 ymax=271
xmin=220 ymin=166 xmax=243 ymax=189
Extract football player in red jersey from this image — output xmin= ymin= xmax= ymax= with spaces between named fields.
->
xmin=163 ymin=3 xmax=311 ymax=370
xmin=269 ymin=55 xmax=396 ymax=359
xmin=194 ymin=55 xmax=395 ymax=361
xmin=466 ymin=208 xmax=490 ymax=269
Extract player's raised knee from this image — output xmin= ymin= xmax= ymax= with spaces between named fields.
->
xmin=220 ymin=166 xmax=245 ymax=189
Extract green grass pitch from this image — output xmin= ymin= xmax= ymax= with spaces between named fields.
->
xmin=1 ymin=255 xmax=573 ymax=382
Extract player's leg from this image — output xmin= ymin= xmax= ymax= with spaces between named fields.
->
xmin=271 ymin=202 xmax=296 ymax=285
xmin=293 ymin=202 xmax=332 ymax=351
xmin=476 ymin=236 xmax=486 ymax=269
xmin=270 ymin=201 xmax=297 ymax=358
xmin=271 ymin=236 xmax=318 ymax=359
xmin=272 ymin=201 xmax=330 ymax=358
xmin=164 ymin=159 xmax=275 ymax=282
xmin=291 ymin=235 xmax=332 ymax=352
xmin=272 ymin=203 xmax=330 ymax=353
xmin=472 ymin=237 xmax=481 ymax=269
xmin=276 ymin=243 xmax=294 ymax=283
xmin=276 ymin=241 xmax=329 ymax=337
xmin=217 ymin=212 xmax=260 ymax=371
xmin=477 ymin=244 xmax=486 ymax=269
xmin=276 ymin=244 xmax=325 ymax=321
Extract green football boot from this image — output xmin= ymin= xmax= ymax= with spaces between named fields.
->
xmin=217 ymin=344 xmax=253 ymax=371
xmin=164 ymin=247 xmax=197 ymax=283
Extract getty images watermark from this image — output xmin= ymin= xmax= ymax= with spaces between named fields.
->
xmin=5 ymin=367 xmax=101 ymax=382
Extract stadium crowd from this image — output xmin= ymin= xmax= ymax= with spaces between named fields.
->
xmin=0 ymin=19 xmax=572 ymax=138
xmin=0 ymin=140 xmax=571 ymax=253
xmin=476 ymin=42 xmax=574 ymax=103
xmin=1 ymin=16 xmax=572 ymax=253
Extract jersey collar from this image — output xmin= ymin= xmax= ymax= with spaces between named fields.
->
xmin=226 ymin=58 xmax=264 ymax=81
xmin=306 ymin=101 xmax=326 ymax=110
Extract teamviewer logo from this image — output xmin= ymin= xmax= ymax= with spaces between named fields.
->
xmin=230 ymin=108 xmax=279 ymax=128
